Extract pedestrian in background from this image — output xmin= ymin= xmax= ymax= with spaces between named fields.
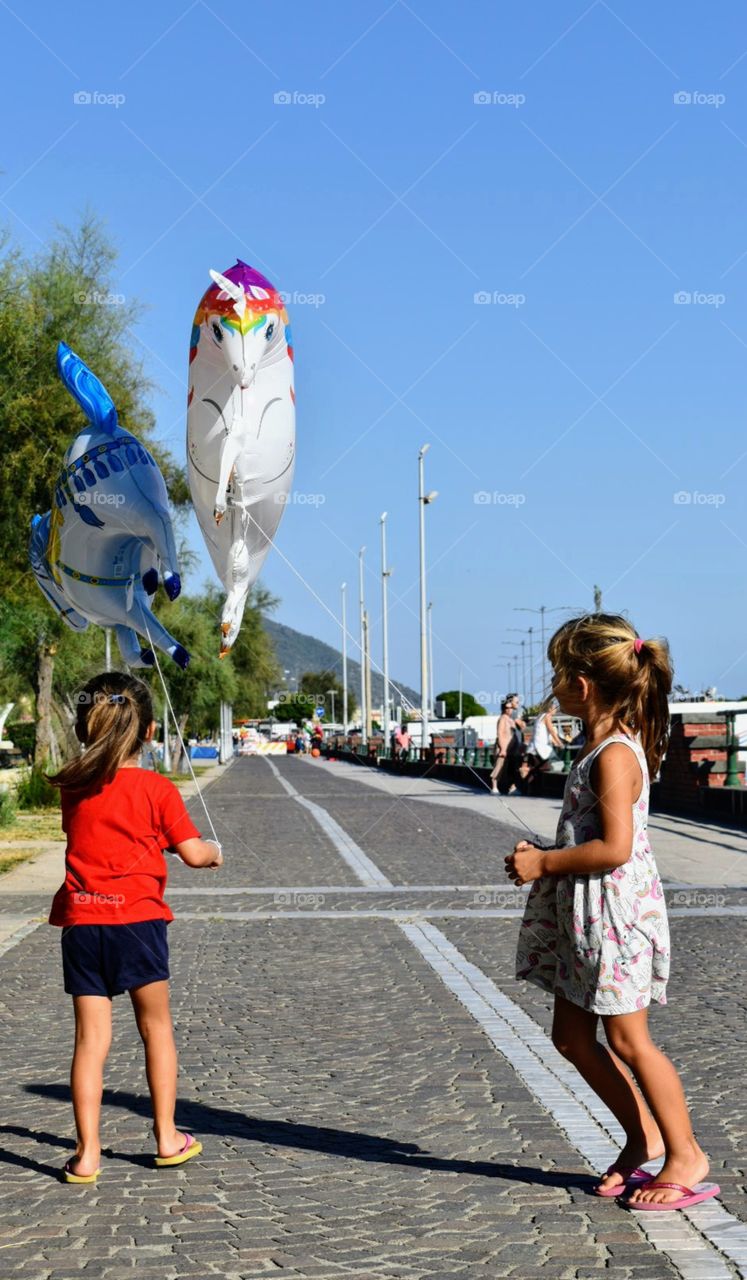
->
xmin=490 ymin=695 xmax=522 ymax=794
xmin=394 ymin=723 xmax=411 ymax=760
xmin=529 ymin=697 xmax=563 ymax=770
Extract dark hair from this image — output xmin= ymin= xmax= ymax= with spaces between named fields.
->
xmin=49 ymin=672 xmax=154 ymax=793
xmin=547 ymin=613 xmax=673 ymax=775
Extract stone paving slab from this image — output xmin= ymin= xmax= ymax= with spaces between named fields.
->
xmin=305 ymin=756 xmax=747 ymax=888
xmin=1 ymin=756 xmax=743 ymax=1279
xmin=441 ymin=916 xmax=747 ymax=1227
xmin=0 ymin=916 xmax=680 ymax=1280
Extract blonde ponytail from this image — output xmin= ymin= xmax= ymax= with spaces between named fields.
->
xmin=49 ymin=673 xmax=154 ymax=793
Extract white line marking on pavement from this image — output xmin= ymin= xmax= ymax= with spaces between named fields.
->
xmin=165 ymin=886 xmax=747 ymax=917
xmin=402 ymin=922 xmax=745 ymax=1280
xmin=178 ymin=909 xmax=521 ymax=919
xmin=264 ymin=756 xmax=393 ymax=887
xmin=168 ymin=883 xmax=526 ymax=895
xmin=0 ymin=919 xmax=42 ymax=958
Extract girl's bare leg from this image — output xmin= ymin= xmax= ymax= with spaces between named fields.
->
xmin=603 ymin=1010 xmax=708 ymax=1204
xmin=552 ymin=996 xmax=664 ymax=1191
xmin=70 ymin=994 xmax=112 ymax=1175
xmin=129 ymin=980 xmax=185 ymax=1158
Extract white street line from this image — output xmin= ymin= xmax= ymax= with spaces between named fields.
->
xmin=168 ymin=883 xmax=526 ymax=895
xmin=264 ymin=756 xmax=393 ymax=887
xmin=0 ymin=919 xmax=41 ymax=957
xmin=177 ymin=909 xmax=522 ymax=919
xmin=164 ymin=885 xmax=747 ymax=918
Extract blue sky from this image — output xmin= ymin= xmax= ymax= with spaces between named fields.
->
xmin=3 ymin=1 xmax=747 ymax=704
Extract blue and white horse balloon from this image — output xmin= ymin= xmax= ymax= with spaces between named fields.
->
xmin=29 ymin=343 xmax=189 ymax=668
xmin=187 ymin=261 xmax=295 ymax=655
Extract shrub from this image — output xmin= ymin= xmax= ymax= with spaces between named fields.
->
xmin=16 ymin=766 xmax=60 ymax=810
xmin=6 ymin=723 xmax=34 ymax=760
xmin=0 ymin=789 xmax=17 ymax=827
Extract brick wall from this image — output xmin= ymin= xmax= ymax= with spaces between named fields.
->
xmin=657 ymin=712 xmax=744 ymax=813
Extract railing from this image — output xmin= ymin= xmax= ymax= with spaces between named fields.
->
xmin=720 ymin=710 xmax=743 ymax=787
xmin=328 ymin=734 xmax=581 ymax=777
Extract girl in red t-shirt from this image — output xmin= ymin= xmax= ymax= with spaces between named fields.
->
xmin=48 ymin=672 xmax=223 ymax=1184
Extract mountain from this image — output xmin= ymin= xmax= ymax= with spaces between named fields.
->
xmin=262 ymin=618 xmax=420 ymax=711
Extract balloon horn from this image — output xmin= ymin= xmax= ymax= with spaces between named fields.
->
xmin=209 ymin=268 xmax=246 ymax=318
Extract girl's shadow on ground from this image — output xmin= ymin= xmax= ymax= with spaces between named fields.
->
xmin=15 ymin=1083 xmax=595 ymax=1192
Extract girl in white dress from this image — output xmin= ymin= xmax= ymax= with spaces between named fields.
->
xmin=506 ymin=614 xmax=718 ymax=1211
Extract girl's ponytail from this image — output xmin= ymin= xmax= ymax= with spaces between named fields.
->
xmin=49 ymin=673 xmax=154 ymax=793
xmin=631 ymin=637 xmax=672 ymax=778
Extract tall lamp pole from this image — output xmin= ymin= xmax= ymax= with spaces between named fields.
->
xmin=508 ymin=628 xmax=533 ymax=704
xmin=341 ymin=582 xmax=348 ymax=735
xmin=418 ymin=444 xmax=438 ymax=755
xmin=359 ymin=548 xmax=367 ymax=745
xmin=380 ymin=512 xmax=391 ymax=742
xmin=428 ymin=600 xmax=434 ymax=715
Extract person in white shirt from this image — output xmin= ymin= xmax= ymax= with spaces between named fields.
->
xmin=529 ymin=698 xmax=563 ymax=768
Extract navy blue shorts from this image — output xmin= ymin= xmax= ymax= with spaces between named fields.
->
xmin=61 ymin=920 xmax=170 ymax=997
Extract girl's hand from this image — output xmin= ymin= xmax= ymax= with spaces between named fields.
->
xmin=204 ymin=838 xmax=223 ymax=869
xmin=505 ymin=840 xmax=546 ymax=885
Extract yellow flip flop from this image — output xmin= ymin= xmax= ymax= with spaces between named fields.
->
xmin=63 ymin=1159 xmax=101 ymax=1184
xmin=154 ymin=1132 xmax=202 ymax=1168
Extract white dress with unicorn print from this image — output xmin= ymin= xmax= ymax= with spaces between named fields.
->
xmin=516 ymin=733 xmax=670 ymax=1016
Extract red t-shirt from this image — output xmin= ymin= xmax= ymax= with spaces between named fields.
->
xmin=49 ymin=768 xmax=201 ymax=927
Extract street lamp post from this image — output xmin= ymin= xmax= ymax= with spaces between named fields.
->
xmin=418 ymin=444 xmax=438 ymax=756
xmin=341 ymin=582 xmax=348 ymax=736
xmin=498 ymin=643 xmax=520 ymax=698
xmin=428 ymin=600 xmax=434 ymax=715
xmin=359 ymin=547 xmax=367 ymax=745
xmin=380 ymin=512 xmax=391 ymax=744
xmin=326 ymin=689 xmax=337 ymax=725
xmin=507 ymin=629 xmax=533 ymax=705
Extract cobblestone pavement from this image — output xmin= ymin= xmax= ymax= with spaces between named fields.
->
xmin=0 ymin=756 xmax=745 ymax=1280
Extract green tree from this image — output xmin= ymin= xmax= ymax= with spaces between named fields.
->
xmin=0 ymin=216 xmax=190 ymax=763
xmin=219 ymin=584 xmax=281 ymax=718
xmin=436 ymin=690 xmax=488 ymax=720
xmin=272 ymin=668 xmax=356 ymax=724
xmin=298 ymin=669 xmax=355 ymax=721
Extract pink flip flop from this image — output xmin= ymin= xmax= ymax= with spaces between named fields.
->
xmin=594 ymin=1165 xmax=653 ymax=1197
xmin=626 ymin=1180 xmax=721 ymax=1211
xmin=154 ymin=1132 xmax=202 ymax=1168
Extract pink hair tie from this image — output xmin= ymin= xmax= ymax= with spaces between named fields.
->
xmin=634 ymin=637 xmax=643 ymax=655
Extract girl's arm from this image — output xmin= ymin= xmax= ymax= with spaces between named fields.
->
xmin=171 ymin=837 xmax=223 ymax=868
xmin=547 ymin=714 xmax=563 ymax=748
xmin=497 ymin=715 xmax=512 ymax=754
xmin=505 ymin=744 xmax=639 ymax=882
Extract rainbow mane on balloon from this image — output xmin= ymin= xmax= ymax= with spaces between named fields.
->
xmin=188 ymin=261 xmax=294 ymax=378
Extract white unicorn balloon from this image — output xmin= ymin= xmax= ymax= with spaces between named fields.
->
xmin=29 ymin=342 xmax=189 ymax=669
xmin=187 ymin=260 xmax=295 ymax=655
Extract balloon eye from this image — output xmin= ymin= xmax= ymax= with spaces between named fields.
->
xmin=265 ymin=323 xmax=275 ymax=341
xmin=211 ymin=322 xmax=223 ymax=343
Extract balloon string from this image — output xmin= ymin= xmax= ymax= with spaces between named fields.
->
xmin=234 ymin=506 xmax=552 ymax=849
xmin=141 ymin=618 xmax=220 ymax=845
